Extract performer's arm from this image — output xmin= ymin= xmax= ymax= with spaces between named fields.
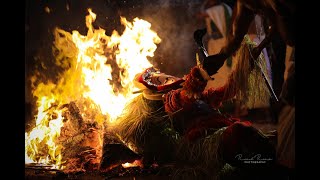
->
xmin=163 ymin=65 xmax=239 ymax=112
xmin=222 ymin=1 xmax=255 ymax=55
xmin=203 ymin=1 xmax=255 ymax=76
xmin=164 ymin=67 xmax=208 ymax=114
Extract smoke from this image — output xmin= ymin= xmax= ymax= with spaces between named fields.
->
xmin=137 ymin=1 xmax=202 ymax=77
xmin=99 ymin=0 xmax=203 ymax=76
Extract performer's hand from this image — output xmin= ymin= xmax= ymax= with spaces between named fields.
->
xmin=202 ymin=53 xmax=227 ymax=76
xmin=183 ymin=66 xmax=208 ymax=99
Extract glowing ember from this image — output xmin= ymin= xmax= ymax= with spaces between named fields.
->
xmin=122 ymin=160 xmax=143 ymax=168
xmin=25 ymin=9 xmax=161 ymax=169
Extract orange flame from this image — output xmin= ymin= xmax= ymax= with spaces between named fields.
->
xmin=122 ymin=160 xmax=143 ymax=168
xmin=25 ymin=9 xmax=161 ymax=169
xmin=25 ymin=96 xmax=64 ymax=169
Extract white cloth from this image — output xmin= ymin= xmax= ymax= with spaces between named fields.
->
xmin=205 ymin=3 xmax=232 ymax=38
xmin=204 ymin=3 xmax=233 ymax=88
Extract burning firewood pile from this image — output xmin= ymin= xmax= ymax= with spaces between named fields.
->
xmin=25 ymin=94 xmax=236 ymax=179
xmin=24 ymin=8 xmax=184 ymax=179
xmin=24 ymin=98 xmax=223 ymax=179
xmin=57 ymin=101 xmax=103 ymax=173
xmin=25 ymin=100 xmax=164 ymax=179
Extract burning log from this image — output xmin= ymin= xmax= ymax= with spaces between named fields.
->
xmin=100 ymin=143 xmax=141 ymax=172
xmin=99 ymin=131 xmax=162 ymax=178
xmin=99 ymin=129 xmax=141 ymax=171
xmin=56 ymin=101 xmax=103 ymax=173
xmin=61 ymin=102 xmax=83 ymax=130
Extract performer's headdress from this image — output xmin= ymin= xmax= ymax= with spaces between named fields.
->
xmin=133 ymin=67 xmax=184 ymax=100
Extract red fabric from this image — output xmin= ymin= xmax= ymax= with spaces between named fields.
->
xmin=164 ymin=66 xmax=238 ymax=114
xmin=162 ymin=66 xmax=275 ymax=167
xmin=164 ymin=67 xmax=207 ymax=114
xmin=185 ymin=114 xmax=241 ymax=141
xmin=202 ymin=70 xmax=237 ymax=108
xmin=220 ymin=121 xmax=255 ymax=161
xmin=202 ymin=87 xmax=227 ymax=108
xmin=163 ymin=66 xmax=240 ymax=140
xmin=164 ymin=89 xmax=200 ymax=114
xmin=183 ymin=67 xmax=207 ymax=94
xmin=157 ymin=78 xmax=184 ymax=91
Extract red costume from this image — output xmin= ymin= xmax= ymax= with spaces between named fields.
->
xmin=161 ymin=66 xmax=275 ymax=167
xmin=135 ymin=65 xmax=275 ymax=167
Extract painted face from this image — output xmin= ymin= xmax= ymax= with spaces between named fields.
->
xmin=138 ymin=67 xmax=184 ymax=91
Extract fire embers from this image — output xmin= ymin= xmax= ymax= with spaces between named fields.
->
xmin=99 ymin=142 xmax=142 ymax=172
xmin=56 ymin=102 xmax=103 ymax=173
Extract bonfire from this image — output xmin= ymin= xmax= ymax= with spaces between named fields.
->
xmin=25 ymin=8 xmax=161 ymax=173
